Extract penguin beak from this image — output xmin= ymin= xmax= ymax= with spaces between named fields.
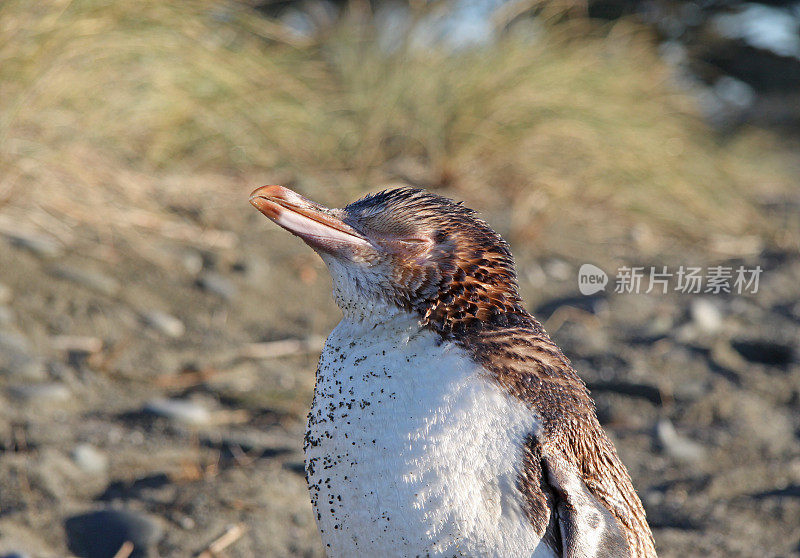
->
xmin=249 ymin=185 xmax=371 ymax=257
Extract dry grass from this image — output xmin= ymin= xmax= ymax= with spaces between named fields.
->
xmin=0 ymin=0 xmax=795 ymax=262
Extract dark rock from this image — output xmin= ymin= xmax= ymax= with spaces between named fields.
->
xmin=98 ymin=473 xmax=171 ymax=502
xmin=586 ymin=380 xmax=663 ymax=405
xmin=731 ymin=338 xmax=796 ymax=367
xmin=283 ymin=461 xmax=307 ymax=477
xmin=534 ymin=292 xmax=607 ymax=320
xmin=752 ymin=484 xmax=800 ymax=500
xmin=626 ymin=331 xmax=669 ymax=345
xmin=65 ymin=509 xmax=163 ymax=558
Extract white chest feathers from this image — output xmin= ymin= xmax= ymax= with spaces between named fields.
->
xmin=304 ymin=312 xmax=555 ymax=558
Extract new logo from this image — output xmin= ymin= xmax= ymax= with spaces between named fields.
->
xmin=578 ymin=263 xmax=608 ymax=295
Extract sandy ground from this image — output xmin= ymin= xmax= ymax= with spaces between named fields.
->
xmin=0 ymin=186 xmax=798 ymax=557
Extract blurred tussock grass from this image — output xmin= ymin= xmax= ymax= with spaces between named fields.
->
xmin=0 ymin=0 xmax=795 ymax=262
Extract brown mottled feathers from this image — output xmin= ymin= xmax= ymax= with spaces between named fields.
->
xmin=344 ymin=188 xmax=531 ymax=335
xmin=344 ymin=188 xmax=656 ymax=556
xmin=464 ymin=325 xmax=657 ymax=557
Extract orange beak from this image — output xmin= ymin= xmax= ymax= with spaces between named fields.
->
xmin=249 ymin=185 xmax=370 ymax=256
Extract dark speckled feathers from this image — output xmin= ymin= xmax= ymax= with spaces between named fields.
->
xmin=344 ymin=188 xmax=533 ymax=337
xmin=345 ymin=187 xmax=656 ymax=557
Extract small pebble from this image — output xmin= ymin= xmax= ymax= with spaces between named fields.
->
xmin=655 ymin=418 xmax=706 ymax=463
xmin=50 ymin=265 xmax=120 ymax=296
xmin=0 ymin=332 xmax=44 ymax=379
xmin=179 ymin=249 xmax=204 ymax=275
xmin=144 ymin=398 xmax=211 ymax=425
xmin=543 ymin=258 xmax=572 ymax=281
xmin=196 ymin=271 xmax=237 ymax=300
xmin=141 ymin=310 xmax=185 ymax=338
xmin=525 ymin=263 xmax=548 ymax=288
xmin=4 ymin=230 xmax=62 ymax=257
xmin=71 ymin=444 xmax=109 ymax=474
xmin=65 ymin=509 xmax=163 ymax=558
xmin=690 ymin=298 xmax=723 ymax=334
xmin=8 ymin=383 xmax=71 ymax=404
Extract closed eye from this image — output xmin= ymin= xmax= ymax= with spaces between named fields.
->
xmin=378 ymin=236 xmax=433 ymax=256
xmin=399 ymin=237 xmax=429 ymax=244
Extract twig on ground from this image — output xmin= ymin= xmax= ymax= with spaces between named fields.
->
xmin=154 ymin=367 xmax=224 ymax=389
xmin=112 ymin=541 xmax=134 ymax=558
xmin=88 ymin=336 xmax=132 ymax=374
xmin=196 ymin=523 xmax=247 ymax=557
xmin=240 ymin=336 xmax=325 ymax=359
